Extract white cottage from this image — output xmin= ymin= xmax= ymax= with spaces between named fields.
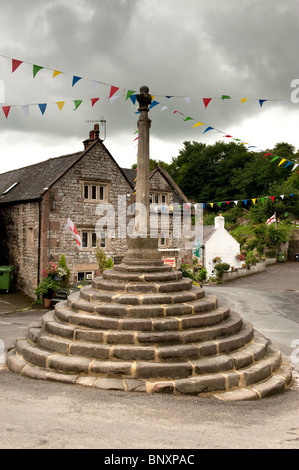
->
xmin=202 ymin=215 xmax=243 ymax=278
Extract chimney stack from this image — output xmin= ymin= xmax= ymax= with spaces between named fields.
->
xmin=83 ymin=123 xmax=101 ymax=150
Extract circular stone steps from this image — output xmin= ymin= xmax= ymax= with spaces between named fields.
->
xmin=6 ymin=260 xmax=293 ymax=400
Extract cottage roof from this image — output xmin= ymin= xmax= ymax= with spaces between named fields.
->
xmin=203 ymin=225 xmax=216 ymax=244
xmin=150 ymin=165 xmax=190 ymax=204
xmin=0 ymin=140 xmax=134 ymax=205
xmin=0 ymin=141 xmax=188 ymax=206
xmin=0 ymin=150 xmax=84 ymax=204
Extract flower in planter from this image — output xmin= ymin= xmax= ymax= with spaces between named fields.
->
xmin=212 ymin=256 xmax=222 ymax=263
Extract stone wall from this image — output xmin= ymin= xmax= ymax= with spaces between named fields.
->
xmin=221 ymin=259 xmax=276 ymax=282
xmin=0 ymin=201 xmax=40 ymax=294
xmin=42 ymin=142 xmax=133 ymax=286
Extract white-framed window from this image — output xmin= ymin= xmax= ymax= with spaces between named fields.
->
xmin=82 ymin=181 xmax=108 ymax=202
xmin=77 ymin=271 xmax=94 ymax=282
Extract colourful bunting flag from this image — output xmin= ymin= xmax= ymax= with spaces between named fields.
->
xmin=210 ymin=203 xmax=214 ymax=208
xmin=21 ymin=105 xmax=29 ymax=117
xmin=109 ymin=86 xmax=119 ymax=99
xmin=72 ymin=76 xmax=82 ymax=87
xmin=38 ymin=103 xmax=47 ymax=115
xmin=284 ymin=161 xmax=292 ymax=168
xmin=278 ymin=158 xmax=286 ymax=166
xmin=203 ymin=98 xmax=212 ymax=108
xmin=261 ymin=197 xmax=265 ymax=204
xmin=126 ymin=90 xmax=136 ymax=100
xmin=53 ymin=70 xmax=62 ymax=78
xmin=241 ymin=98 xmax=248 ymax=103
xmin=56 ymin=101 xmax=65 ymax=111
xmin=173 ymin=110 xmax=184 ymax=115
xmin=73 ymin=100 xmax=82 ymax=110
xmin=203 ymin=126 xmax=214 ymax=133
xmin=149 ymin=100 xmax=159 ymax=110
xmin=259 ymin=99 xmax=267 ymax=107
xmin=12 ymin=59 xmax=23 ymax=73
xmin=292 ymin=163 xmax=298 ymax=171
xmin=183 ymin=117 xmax=193 ymax=121
xmin=224 ymin=135 xmax=232 ymax=138
xmin=243 ymin=199 xmax=248 ymax=205
xmin=263 ymin=153 xmax=272 ymax=158
xmin=221 ymin=95 xmax=231 ymax=100
xmin=252 ymin=199 xmax=256 ymax=204
xmin=270 ymin=196 xmax=275 ymax=201
xmin=91 ymin=98 xmax=100 ymax=107
xmin=192 ymin=122 xmax=203 ymax=128
xmin=270 ymin=156 xmax=280 ymax=162
xmin=2 ymin=106 xmax=10 ymax=118
xmin=33 ymin=65 xmax=43 ymax=78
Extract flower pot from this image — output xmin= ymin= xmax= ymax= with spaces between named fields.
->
xmin=43 ymin=298 xmax=52 ymax=308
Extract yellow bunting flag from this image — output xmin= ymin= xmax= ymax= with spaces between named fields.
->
xmin=56 ymin=101 xmax=65 ymax=111
xmin=192 ymin=122 xmax=203 ymax=128
xmin=210 ymin=203 xmax=214 ymax=208
xmin=241 ymin=98 xmax=248 ymax=103
xmin=252 ymin=199 xmax=256 ymax=204
xmin=53 ymin=70 xmax=62 ymax=78
xmin=278 ymin=158 xmax=286 ymax=166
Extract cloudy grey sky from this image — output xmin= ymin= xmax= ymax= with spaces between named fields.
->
xmin=0 ymin=0 xmax=299 ymax=173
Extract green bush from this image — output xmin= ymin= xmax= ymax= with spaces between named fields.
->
xmin=214 ymin=263 xmax=230 ymax=283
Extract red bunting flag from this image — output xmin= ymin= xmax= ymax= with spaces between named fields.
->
xmin=12 ymin=59 xmax=23 ymax=73
xmin=203 ymin=98 xmax=212 ymax=108
xmin=2 ymin=106 xmax=11 ymax=118
xmin=109 ymin=86 xmax=119 ymax=99
xmin=224 ymin=135 xmax=232 ymax=138
xmin=263 ymin=153 xmax=272 ymax=158
xmin=270 ymin=196 xmax=275 ymax=201
xmin=91 ymin=98 xmax=100 ymax=107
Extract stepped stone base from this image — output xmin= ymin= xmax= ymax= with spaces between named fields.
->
xmin=7 ymin=259 xmax=293 ymax=401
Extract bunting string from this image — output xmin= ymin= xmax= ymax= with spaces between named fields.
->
xmin=153 ymin=193 xmax=298 ymax=212
xmin=0 ymin=54 xmax=292 ymax=105
xmin=1 ymin=53 xmax=299 ymax=173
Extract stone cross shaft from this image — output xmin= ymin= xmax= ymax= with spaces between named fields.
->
xmin=135 ymin=86 xmax=152 ymax=236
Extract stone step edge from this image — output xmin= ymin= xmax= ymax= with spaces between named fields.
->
xmin=6 ymin=347 xmax=290 ymax=399
xmin=92 ymin=277 xmax=193 ymax=293
xmin=12 ymin=322 xmax=270 ymax=379
xmin=46 ymin=305 xmax=231 ymax=337
xmin=79 ymin=285 xmax=205 ymax=305
xmin=23 ymin=317 xmax=254 ymax=364
xmin=51 ymin=306 xmax=237 ymax=341
xmin=65 ymin=294 xmax=219 ymax=318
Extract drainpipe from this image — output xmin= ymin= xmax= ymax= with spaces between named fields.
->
xmin=37 ymin=198 xmax=42 ymax=284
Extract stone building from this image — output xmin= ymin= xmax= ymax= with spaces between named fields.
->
xmin=0 ymin=126 xmax=190 ymax=297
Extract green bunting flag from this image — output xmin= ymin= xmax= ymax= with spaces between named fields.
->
xmin=33 ymin=65 xmax=44 ymax=78
xmin=73 ymin=100 xmax=82 ymax=110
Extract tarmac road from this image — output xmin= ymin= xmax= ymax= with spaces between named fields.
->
xmin=0 ymin=262 xmax=298 ymax=450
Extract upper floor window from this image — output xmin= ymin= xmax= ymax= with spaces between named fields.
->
xmin=150 ymin=193 xmax=169 ymax=205
xmin=82 ymin=181 xmax=108 ymax=202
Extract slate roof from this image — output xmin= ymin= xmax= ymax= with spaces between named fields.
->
xmin=203 ymin=225 xmax=216 ymax=244
xmin=0 ymin=151 xmax=84 ymax=205
xmin=0 ymin=141 xmax=134 ymax=205
xmin=0 ymin=144 xmax=188 ymax=206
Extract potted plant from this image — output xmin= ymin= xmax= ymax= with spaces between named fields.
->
xmin=34 ymin=276 xmax=61 ymax=307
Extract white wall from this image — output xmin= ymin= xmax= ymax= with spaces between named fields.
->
xmin=205 ymin=216 xmax=243 ymax=278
